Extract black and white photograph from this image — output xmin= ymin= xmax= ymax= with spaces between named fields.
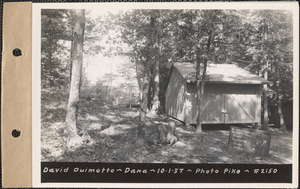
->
xmin=32 ymin=2 xmax=298 ymax=187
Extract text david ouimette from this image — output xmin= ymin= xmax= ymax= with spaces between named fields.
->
xmin=43 ymin=166 xmax=278 ymax=175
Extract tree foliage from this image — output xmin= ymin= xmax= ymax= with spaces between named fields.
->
xmin=41 ymin=10 xmax=71 ymax=89
xmin=242 ymin=10 xmax=293 ymax=129
xmin=41 ymin=9 xmax=293 ymax=148
xmin=107 ymin=9 xmax=293 ymax=137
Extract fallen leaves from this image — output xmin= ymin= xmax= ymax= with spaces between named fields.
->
xmin=41 ymin=98 xmax=293 ymax=164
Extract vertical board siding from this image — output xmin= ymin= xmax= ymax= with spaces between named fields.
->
xmin=225 ymin=94 xmax=257 ymax=123
xmin=186 ymin=83 xmax=197 ymax=124
xmin=224 ymin=84 xmax=259 ymax=124
xmin=186 ymin=84 xmax=261 ymax=124
xmin=165 ymin=68 xmax=186 ymax=120
xmin=166 ymin=68 xmax=262 ymax=125
xmin=202 ymin=85 xmax=224 ymax=123
xmin=188 ymin=84 xmax=224 ymax=124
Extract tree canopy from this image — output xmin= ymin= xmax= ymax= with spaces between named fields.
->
xmin=41 ymin=9 xmax=294 ymax=145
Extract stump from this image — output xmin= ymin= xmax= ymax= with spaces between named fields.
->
xmin=157 ymin=121 xmax=178 ymax=146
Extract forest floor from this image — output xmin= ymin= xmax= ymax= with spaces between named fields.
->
xmin=41 ymin=100 xmax=293 ymax=164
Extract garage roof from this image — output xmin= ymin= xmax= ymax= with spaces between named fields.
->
xmin=174 ymin=62 xmax=269 ymax=84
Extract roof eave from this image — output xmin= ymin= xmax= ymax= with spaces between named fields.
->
xmin=187 ymin=80 xmax=270 ymax=84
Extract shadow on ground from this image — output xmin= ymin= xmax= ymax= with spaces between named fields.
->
xmin=41 ymin=106 xmax=293 ymax=164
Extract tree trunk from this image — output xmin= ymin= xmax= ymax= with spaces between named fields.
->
xmin=65 ymin=9 xmax=85 ymax=148
xmin=150 ymin=48 xmax=160 ymax=114
xmin=137 ymin=76 xmax=149 ymax=145
xmin=69 ymin=29 xmax=74 ymax=81
xmin=135 ymin=60 xmax=143 ymax=103
xmin=197 ymin=58 xmax=207 ymax=133
xmin=133 ymin=29 xmax=144 ymax=104
xmin=195 ymin=47 xmax=203 ymax=133
xmin=262 ymin=61 xmax=269 ymax=131
xmin=157 ymin=121 xmax=178 ymax=145
xmin=48 ymin=36 xmax=53 ymax=88
xmin=150 ymin=66 xmax=160 ymax=114
xmin=195 ymin=18 xmax=213 ymax=133
xmin=277 ymin=100 xmax=286 ymax=130
xmin=129 ymin=87 xmax=132 ymax=109
xmin=275 ymin=86 xmax=286 ymax=130
xmin=150 ymin=15 xmax=160 ymax=115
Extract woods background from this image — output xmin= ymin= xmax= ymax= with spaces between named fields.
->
xmin=40 ymin=8 xmax=293 ymax=163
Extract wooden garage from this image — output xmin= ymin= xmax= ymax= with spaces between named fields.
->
xmin=165 ymin=62 xmax=269 ymax=125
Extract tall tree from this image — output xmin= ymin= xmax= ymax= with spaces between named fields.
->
xmin=194 ymin=10 xmax=217 ymax=133
xmin=191 ymin=10 xmax=236 ymax=133
xmin=65 ymin=9 xmax=86 ymax=148
xmin=116 ymin=10 xmax=160 ymax=144
xmin=41 ymin=10 xmax=71 ymax=89
xmin=149 ymin=12 xmax=161 ymax=115
xmin=111 ymin=9 xmax=292 ymax=138
xmin=243 ymin=10 xmax=293 ymax=130
xmin=177 ymin=10 xmax=246 ymax=132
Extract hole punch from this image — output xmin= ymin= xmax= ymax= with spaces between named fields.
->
xmin=12 ymin=48 xmax=22 ymax=57
xmin=12 ymin=129 xmax=21 ymax=138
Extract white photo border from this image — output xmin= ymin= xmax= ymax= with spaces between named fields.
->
xmin=32 ymin=2 xmax=299 ymax=188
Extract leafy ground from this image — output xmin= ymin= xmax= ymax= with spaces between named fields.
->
xmin=41 ymin=98 xmax=293 ymax=164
